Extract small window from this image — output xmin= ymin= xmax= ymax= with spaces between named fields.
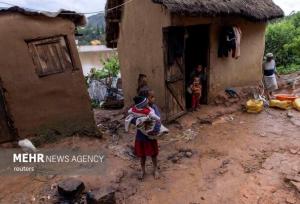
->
xmin=27 ymin=36 xmax=74 ymax=77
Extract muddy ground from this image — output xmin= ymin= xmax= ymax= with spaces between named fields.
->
xmin=0 ymin=106 xmax=299 ymax=204
xmin=0 ymin=74 xmax=300 ymax=204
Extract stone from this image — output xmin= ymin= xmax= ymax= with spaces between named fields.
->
xmin=290 ymin=181 xmax=300 ymax=192
xmin=198 ymin=118 xmax=213 ymax=125
xmin=185 ymin=151 xmax=193 ymax=158
xmin=57 ymin=178 xmax=85 ymax=200
xmin=178 ymin=152 xmax=185 ymax=158
xmin=289 ymin=149 xmax=298 ymax=154
xmin=286 ymin=195 xmax=297 ymax=204
xmin=287 ymin=111 xmax=294 ymax=118
xmin=86 ymin=188 xmax=116 ymax=204
xmin=285 ymin=175 xmax=300 ymax=183
xmin=171 ymin=156 xmax=179 ymax=163
xmin=258 ymin=132 xmax=267 ymax=137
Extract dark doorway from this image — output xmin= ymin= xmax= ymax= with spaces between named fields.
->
xmin=0 ymin=84 xmax=13 ymax=142
xmin=185 ymin=25 xmax=210 ymax=109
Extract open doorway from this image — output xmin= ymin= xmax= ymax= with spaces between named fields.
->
xmin=185 ymin=25 xmax=210 ymax=109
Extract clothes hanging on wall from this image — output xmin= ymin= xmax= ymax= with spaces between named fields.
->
xmin=218 ymin=26 xmax=236 ymax=58
xmin=218 ymin=26 xmax=242 ymax=58
xmin=233 ymin=26 xmax=242 ymax=59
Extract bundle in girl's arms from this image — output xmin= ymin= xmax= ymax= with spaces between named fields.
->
xmin=125 ymin=96 xmax=169 ymax=139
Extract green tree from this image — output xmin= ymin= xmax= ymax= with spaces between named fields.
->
xmin=265 ymin=20 xmax=296 ymax=66
xmin=89 ymin=55 xmax=120 ymax=86
xmin=265 ymin=12 xmax=300 ymax=74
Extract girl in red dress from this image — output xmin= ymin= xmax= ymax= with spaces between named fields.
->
xmin=133 ymin=92 xmax=160 ymax=180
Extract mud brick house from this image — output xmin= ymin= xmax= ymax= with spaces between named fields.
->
xmin=0 ymin=7 xmax=97 ymax=142
xmin=105 ymin=0 xmax=284 ymax=121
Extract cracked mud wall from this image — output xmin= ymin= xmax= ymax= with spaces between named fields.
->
xmin=0 ymin=13 xmax=96 ymax=139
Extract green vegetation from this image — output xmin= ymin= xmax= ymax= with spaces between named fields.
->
xmin=87 ymin=55 xmax=121 ymax=109
xmin=276 ymin=64 xmax=300 ymax=75
xmin=265 ymin=12 xmax=300 ymax=74
xmin=89 ymin=55 xmax=120 ymax=80
xmin=77 ymin=26 xmax=105 ymax=46
xmin=77 ymin=13 xmax=106 ymax=45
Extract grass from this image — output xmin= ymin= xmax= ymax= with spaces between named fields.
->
xmin=277 ymin=64 xmax=300 ymax=75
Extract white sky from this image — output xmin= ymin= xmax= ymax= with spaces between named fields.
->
xmin=274 ymin=0 xmax=300 ymax=15
xmin=0 ymin=0 xmax=299 ymax=15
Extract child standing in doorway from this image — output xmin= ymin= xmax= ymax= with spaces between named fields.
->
xmin=190 ymin=76 xmax=202 ymax=111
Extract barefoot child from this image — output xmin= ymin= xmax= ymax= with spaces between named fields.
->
xmin=142 ymin=90 xmax=163 ymax=179
xmin=131 ymin=95 xmax=160 ymax=180
xmin=190 ymin=76 xmax=202 ymax=111
xmin=125 ymin=92 xmax=165 ymax=180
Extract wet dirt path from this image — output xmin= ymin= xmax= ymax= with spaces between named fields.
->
xmin=0 ymin=108 xmax=299 ymax=204
xmin=123 ymin=109 xmax=300 ymax=204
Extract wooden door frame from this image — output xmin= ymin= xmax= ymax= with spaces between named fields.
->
xmin=163 ymin=24 xmax=212 ymax=121
xmin=163 ymin=27 xmax=187 ymax=122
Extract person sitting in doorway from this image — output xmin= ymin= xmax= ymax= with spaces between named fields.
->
xmin=190 ymin=76 xmax=202 ymax=111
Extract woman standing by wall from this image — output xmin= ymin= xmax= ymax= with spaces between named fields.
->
xmin=263 ymin=53 xmax=279 ymax=99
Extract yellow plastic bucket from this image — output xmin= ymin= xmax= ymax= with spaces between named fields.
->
xmin=246 ymin=99 xmax=264 ymax=113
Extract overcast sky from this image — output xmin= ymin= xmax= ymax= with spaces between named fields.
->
xmin=0 ymin=0 xmax=299 ymax=15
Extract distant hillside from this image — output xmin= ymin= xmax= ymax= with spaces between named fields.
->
xmin=87 ymin=13 xmax=105 ymax=29
xmin=77 ymin=13 xmax=106 ymax=46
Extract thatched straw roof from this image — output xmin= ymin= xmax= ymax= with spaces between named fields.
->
xmin=105 ymin=0 xmax=284 ymax=48
xmin=152 ymin=0 xmax=284 ymax=21
xmin=0 ymin=6 xmax=86 ymax=26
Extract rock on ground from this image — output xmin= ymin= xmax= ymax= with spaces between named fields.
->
xmin=86 ymin=188 xmax=116 ymax=204
xmin=57 ymin=178 xmax=85 ymax=201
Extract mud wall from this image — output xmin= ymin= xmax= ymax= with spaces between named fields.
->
xmin=173 ymin=16 xmax=266 ymax=102
xmin=0 ymin=14 xmax=96 ymax=138
xmin=118 ymin=0 xmax=171 ymax=110
xmin=119 ymin=2 xmax=266 ymax=115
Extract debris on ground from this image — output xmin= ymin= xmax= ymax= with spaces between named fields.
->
xmin=86 ymin=187 xmax=116 ymax=204
xmin=216 ymin=159 xmax=231 ymax=175
xmin=198 ymin=117 xmax=213 ymax=125
xmin=108 ymin=144 xmax=136 ymax=160
xmin=241 ymin=151 xmax=271 ymax=173
xmin=214 ymin=86 xmax=258 ymax=107
xmin=167 ymin=149 xmax=194 ymax=163
xmin=114 ymin=170 xmax=127 ymax=184
xmin=57 ymin=178 xmax=85 ymax=202
xmin=289 ymin=148 xmax=298 ymax=154
xmin=182 ymin=129 xmax=198 ymax=141
xmin=286 ymin=195 xmax=297 ymax=204
xmin=101 ymin=98 xmax=124 ymax=110
xmin=285 ymin=175 xmax=300 ymax=192
xmin=287 ymin=110 xmax=294 ymax=118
